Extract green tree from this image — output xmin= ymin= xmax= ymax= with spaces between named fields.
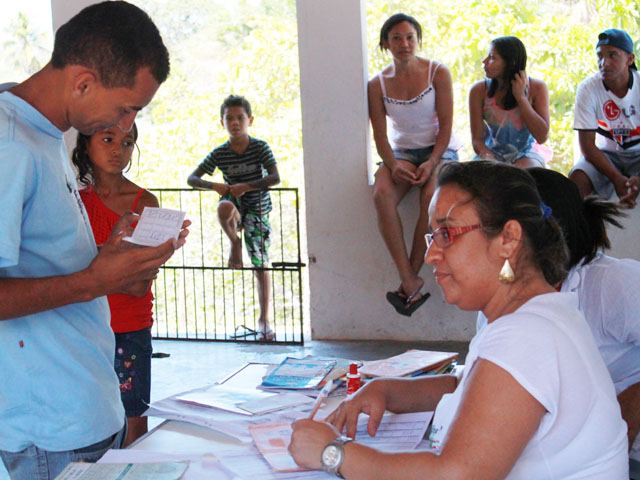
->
xmin=2 ymin=13 xmax=51 ymax=78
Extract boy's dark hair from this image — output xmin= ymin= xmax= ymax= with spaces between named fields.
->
xmin=379 ymin=13 xmax=422 ymax=51
xmin=437 ymin=161 xmax=568 ymax=286
xmin=220 ymin=95 xmax=252 ymax=119
xmin=527 ymin=168 xmax=625 ymax=270
xmin=72 ymin=123 xmax=139 ymax=187
xmin=487 ymin=36 xmax=527 ymax=110
xmin=51 ymin=1 xmax=170 ymax=88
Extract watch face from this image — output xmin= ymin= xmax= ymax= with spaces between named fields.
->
xmin=322 ymin=444 xmax=342 ymax=467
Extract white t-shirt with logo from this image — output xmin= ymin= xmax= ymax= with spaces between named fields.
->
xmin=433 ymin=293 xmax=628 ymax=479
xmin=574 ymin=70 xmax=640 ymax=153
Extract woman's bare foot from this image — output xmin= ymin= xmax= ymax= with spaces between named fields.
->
xmin=228 ymin=239 xmax=243 ymax=269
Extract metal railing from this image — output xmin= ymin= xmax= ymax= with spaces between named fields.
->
xmin=148 ymin=187 xmax=305 ymax=344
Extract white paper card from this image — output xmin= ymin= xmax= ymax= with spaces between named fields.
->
xmin=54 ymin=461 xmax=188 ymax=480
xmin=123 ymin=207 xmax=186 ymax=247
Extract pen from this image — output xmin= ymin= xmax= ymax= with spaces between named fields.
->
xmin=308 ymin=380 xmax=333 ymax=420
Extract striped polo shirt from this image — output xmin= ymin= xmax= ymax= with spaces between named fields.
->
xmin=198 ymin=136 xmax=277 ymax=214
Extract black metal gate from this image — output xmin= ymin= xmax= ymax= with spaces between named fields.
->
xmin=149 ymin=188 xmax=305 ymax=344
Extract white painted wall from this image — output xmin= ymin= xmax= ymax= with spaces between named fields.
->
xmin=50 ymin=0 xmax=89 ymax=153
xmin=296 ymin=0 xmax=476 ymax=341
xmin=50 ymin=0 xmax=89 ymax=30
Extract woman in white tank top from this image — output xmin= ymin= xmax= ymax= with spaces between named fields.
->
xmin=369 ymin=13 xmax=460 ymax=317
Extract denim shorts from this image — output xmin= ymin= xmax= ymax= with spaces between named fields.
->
xmin=392 ymin=146 xmax=459 ymax=166
xmin=114 ymin=327 xmax=152 ymax=417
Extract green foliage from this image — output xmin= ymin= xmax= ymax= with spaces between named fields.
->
xmin=131 ymin=0 xmax=302 ymax=191
xmin=1 ymin=12 xmax=51 ymax=79
xmin=367 ymin=0 xmax=640 ymax=173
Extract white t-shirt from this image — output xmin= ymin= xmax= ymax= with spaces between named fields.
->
xmin=562 ymin=253 xmax=640 ymax=460
xmin=435 ymin=293 xmax=628 ymax=479
xmin=574 ymin=70 xmax=640 ymax=153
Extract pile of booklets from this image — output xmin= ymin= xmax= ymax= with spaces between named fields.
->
xmin=259 ymin=356 xmax=353 ymax=394
xmin=359 ymin=349 xmax=458 ymax=378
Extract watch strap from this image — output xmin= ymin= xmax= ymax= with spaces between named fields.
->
xmin=324 ymin=436 xmax=353 ymax=478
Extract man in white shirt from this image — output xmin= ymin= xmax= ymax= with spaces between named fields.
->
xmin=571 ymin=29 xmax=640 ymax=208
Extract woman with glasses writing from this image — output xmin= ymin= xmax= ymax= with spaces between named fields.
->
xmin=289 ymin=161 xmax=628 ymax=479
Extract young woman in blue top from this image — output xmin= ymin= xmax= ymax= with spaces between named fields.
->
xmin=469 ymin=36 xmax=550 ymax=167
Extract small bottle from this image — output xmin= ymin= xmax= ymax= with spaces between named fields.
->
xmin=346 ymin=362 xmax=361 ymax=395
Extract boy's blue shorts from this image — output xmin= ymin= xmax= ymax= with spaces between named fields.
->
xmin=114 ymin=327 xmax=152 ymax=417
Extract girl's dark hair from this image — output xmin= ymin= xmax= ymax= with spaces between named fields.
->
xmin=486 ymin=36 xmax=527 ymax=110
xmin=527 ymin=168 xmax=625 ymax=269
xmin=379 ymin=13 xmax=422 ymax=51
xmin=72 ymin=123 xmax=139 ymax=186
xmin=437 ymin=161 xmax=568 ymax=286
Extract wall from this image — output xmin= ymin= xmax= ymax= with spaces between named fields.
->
xmin=296 ymin=0 xmax=476 ymax=341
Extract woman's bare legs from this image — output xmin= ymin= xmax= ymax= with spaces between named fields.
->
xmin=409 ymin=173 xmax=438 ymax=278
xmin=373 ymin=163 xmax=424 ymax=299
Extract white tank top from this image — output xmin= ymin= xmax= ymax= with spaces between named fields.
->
xmin=380 ymin=61 xmax=461 ymax=151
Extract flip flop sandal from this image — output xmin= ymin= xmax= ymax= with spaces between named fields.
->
xmin=387 ymin=288 xmax=430 ymax=317
xmin=230 ymin=324 xmax=258 ymax=339
xmin=401 ymin=291 xmax=431 ymax=317
xmin=386 ymin=290 xmax=408 ymax=311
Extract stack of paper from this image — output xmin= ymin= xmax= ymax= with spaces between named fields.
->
xmin=359 ymin=350 xmax=458 ymax=378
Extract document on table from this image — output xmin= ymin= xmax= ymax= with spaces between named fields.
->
xmin=54 ymin=460 xmax=188 ymax=480
xmin=99 ymin=450 xmax=241 ymax=480
xmin=176 ymin=385 xmax=276 ymax=415
xmin=249 ymin=411 xmax=433 ymax=473
xmin=215 ymin=443 xmax=334 ymax=480
xmin=145 ymin=384 xmax=313 ymax=442
xmin=123 ymin=207 xmax=186 ymax=247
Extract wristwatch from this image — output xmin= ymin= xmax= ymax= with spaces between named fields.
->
xmin=320 ymin=436 xmax=353 ymax=478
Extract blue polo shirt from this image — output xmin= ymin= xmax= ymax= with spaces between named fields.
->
xmin=0 ymin=92 xmax=124 ymax=452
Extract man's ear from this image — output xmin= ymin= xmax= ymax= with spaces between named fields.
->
xmin=498 ymin=219 xmax=523 ymax=259
xmin=248 ymin=115 xmax=254 ymax=127
xmin=70 ymin=68 xmax=99 ymax=98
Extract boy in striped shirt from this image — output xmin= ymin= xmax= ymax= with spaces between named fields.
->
xmin=188 ymin=95 xmax=280 ymax=340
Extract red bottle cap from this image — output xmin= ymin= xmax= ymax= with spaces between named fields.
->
xmin=349 ymin=363 xmax=358 ymax=375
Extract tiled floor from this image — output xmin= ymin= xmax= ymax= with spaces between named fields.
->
xmin=0 ymin=338 xmax=468 ymax=479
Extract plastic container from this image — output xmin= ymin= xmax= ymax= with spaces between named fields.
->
xmin=346 ymin=362 xmax=361 ymax=395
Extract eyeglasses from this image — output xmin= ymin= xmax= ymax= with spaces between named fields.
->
xmin=425 ymin=224 xmax=484 ymax=248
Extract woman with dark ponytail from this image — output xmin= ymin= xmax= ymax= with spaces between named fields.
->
xmin=528 ymin=167 xmax=640 ymax=471
xmin=289 ymin=161 xmax=627 ymax=479
xmin=469 ymin=36 xmax=550 ymax=167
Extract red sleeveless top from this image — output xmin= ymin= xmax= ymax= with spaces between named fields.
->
xmin=80 ymin=186 xmax=154 ymax=333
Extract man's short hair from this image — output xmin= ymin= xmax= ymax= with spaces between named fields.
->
xmin=51 ymin=1 xmax=170 ymax=88
xmin=220 ymin=95 xmax=252 ymax=118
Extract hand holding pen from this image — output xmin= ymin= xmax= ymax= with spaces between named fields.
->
xmin=308 ymin=380 xmax=334 ymax=420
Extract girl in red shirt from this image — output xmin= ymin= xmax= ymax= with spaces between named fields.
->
xmin=72 ymin=123 xmax=158 ymax=446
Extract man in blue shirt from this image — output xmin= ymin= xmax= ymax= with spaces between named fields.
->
xmin=0 ymin=3 xmax=187 ymax=479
